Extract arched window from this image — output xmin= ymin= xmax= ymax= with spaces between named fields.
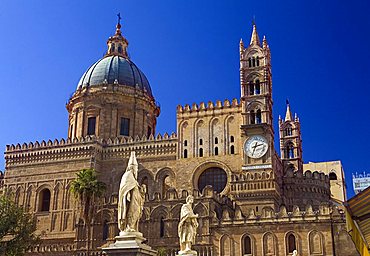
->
xmin=285 ymin=142 xmax=295 ymax=159
xmin=160 ymin=217 xmax=165 ymax=238
xmin=184 ymin=140 xmax=187 ymax=146
xmin=250 ymin=110 xmax=255 ymax=124
xmin=329 ymin=172 xmax=338 ymax=180
xmin=256 ymin=109 xmax=262 ymax=124
xmin=249 ymin=82 xmax=254 ymax=95
xmin=199 ymin=138 xmax=203 ymax=145
xmin=120 ymin=117 xmax=130 ymax=136
xmin=69 ymin=124 xmax=74 ymax=138
xmin=287 ymin=233 xmax=297 ymax=253
xmin=248 ymin=58 xmax=252 ymax=67
xmin=256 ymin=56 xmax=260 ymax=66
xmin=140 ymin=176 xmax=149 ymax=194
xmin=198 ymin=167 xmax=227 ymax=193
xmin=118 ymin=44 xmax=122 ymax=54
xmin=87 ymin=117 xmax=96 ymax=135
xmin=199 ymin=148 xmax=203 ymax=157
xmin=252 ymin=57 xmax=256 ymax=67
xmin=230 ymin=136 xmax=234 ymax=143
xmin=230 ymin=145 xmax=235 ymax=155
xmin=102 ymin=220 xmax=109 ymax=240
xmin=215 ymin=137 xmax=218 ymax=144
xmin=183 ymin=149 xmax=188 ymax=158
xmin=243 ymin=235 xmax=252 ymax=255
xmin=255 ymin=80 xmax=260 ymax=94
xmin=39 ymin=188 xmax=51 ymax=212
xmin=214 ymin=147 xmax=219 ymax=156
xmin=285 ymin=127 xmax=292 ymax=136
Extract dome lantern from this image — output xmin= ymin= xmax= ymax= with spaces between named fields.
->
xmin=106 ymin=13 xmax=129 ymax=58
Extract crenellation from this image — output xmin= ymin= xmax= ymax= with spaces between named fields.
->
xmin=5 ymin=132 xmax=178 ymax=167
xmin=192 ymin=103 xmax=198 ymax=111
xmin=215 ymin=100 xmax=222 ymax=108
xmin=223 ymin=99 xmax=230 ymax=107
xmin=176 ymin=99 xmax=241 ymax=115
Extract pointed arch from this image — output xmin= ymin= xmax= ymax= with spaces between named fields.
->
xmin=284 ymin=141 xmax=295 ymax=159
xmin=220 ymin=234 xmax=233 ymax=256
xmin=138 ymin=169 xmax=154 ymax=195
xmin=53 ymin=182 xmax=62 ymax=210
xmin=25 ymin=185 xmax=33 ymax=211
xmin=194 ymin=119 xmax=205 ymax=157
xmin=64 ymin=182 xmax=72 ymax=209
xmin=193 ymin=202 xmax=208 ymax=217
xmin=178 ymin=120 xmax=189 ymax=158
xmin=155 ymin=168 xmax=175 ymax=198
xmin=14 ymin=185 xmax=24 ymax=206
xmin=263 ymin=232 xmax=277 ymax=256
xmin=285 ymin=231 xmax=299 ymax=255
xmin=308 ymin=230 xmax=324 ymax=255
xmin=38 ymin=188 xmax=51 ymax=212
xmin=284 ymin=124 xmax=293 ymax=136
xmin=224 ymin=115 xmax=235 ymax=155
xmin=241 ymin=233 xmax=255 ymax=255
xmin=210 ymin=117 xmax=222 ymax=156
xmin=151 ymin=205 xmax=168 ymax=238
xmin=170 ymin=204 xmax=182 ymax=219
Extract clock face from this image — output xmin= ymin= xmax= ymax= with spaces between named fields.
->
xmin=244 ymin=135 xmax=269 ymax=159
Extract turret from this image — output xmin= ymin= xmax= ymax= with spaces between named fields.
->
xmin=279 ymin=100 xmax=303 ymax=172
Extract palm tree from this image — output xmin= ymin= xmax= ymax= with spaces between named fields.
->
xmin=70 ymin=169 xmax=106 ymax=255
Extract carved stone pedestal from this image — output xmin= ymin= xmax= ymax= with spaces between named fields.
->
xmin=102 ymin=231 xmax=156 ymax=256
xmin=176 ymin=249 xmax=197 ymax=256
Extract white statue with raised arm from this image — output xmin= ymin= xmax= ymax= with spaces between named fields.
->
xmin=118 ymin=151 xmax=146 ymax=234
xmin=178 ymin=195 xmax=198 ymax=255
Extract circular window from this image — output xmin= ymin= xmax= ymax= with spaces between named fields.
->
xmin=198 ymin=167 xmax=227 ymax=193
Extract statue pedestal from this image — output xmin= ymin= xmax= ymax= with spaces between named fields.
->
xmin=176 ymin=249 xmax=197 ymax=256
xmin=102 ymin=231 xmax=156 ymax=256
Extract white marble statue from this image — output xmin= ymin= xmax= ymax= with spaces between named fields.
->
xmin=292 ymin=250 xmax=298 ymax=256
xmin=118 ymin=151 xmax=146 ymax=233
xmin=178 ymin=195 xmax=198 ymax=254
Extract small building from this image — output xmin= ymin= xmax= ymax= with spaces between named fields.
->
xmin=304 ymin=161 xmax=347 ymax=202
xmin=353 ymin=172 xmax=370 ymax=195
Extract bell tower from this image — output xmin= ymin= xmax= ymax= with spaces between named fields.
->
xmin=279 ymin=101 xmax=303 ymax=172
xmin=235 ymin=23 xmax=282 ymax=211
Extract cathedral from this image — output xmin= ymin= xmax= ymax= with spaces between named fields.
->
xmin=1 ymin=19 xmax=359 ymax=256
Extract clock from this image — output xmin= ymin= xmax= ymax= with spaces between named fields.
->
xmin=244 ymin=135 xmax=269 ymax=159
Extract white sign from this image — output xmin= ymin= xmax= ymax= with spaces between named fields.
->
xmin=242 ymin=164 xmax=272 ymax=170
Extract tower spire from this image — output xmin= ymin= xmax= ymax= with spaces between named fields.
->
xmin=250 ymin=22 xmax=261 ymax=46
xmin=285 ymin=99 xmax=293 ymax=121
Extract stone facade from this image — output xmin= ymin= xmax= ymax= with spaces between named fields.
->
xmin=1 ymin=22 xmax=359 ymax=256
xmin=303 ymin=161 xmax=346 ymax=203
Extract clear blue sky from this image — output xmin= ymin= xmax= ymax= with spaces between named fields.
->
xmin=1 ymin=0 xmax=369 ymax=199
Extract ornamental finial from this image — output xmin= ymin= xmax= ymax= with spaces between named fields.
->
xmin=117 ymin=13 xmax=122 ymax=25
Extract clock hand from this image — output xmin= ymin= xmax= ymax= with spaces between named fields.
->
xmin=252 ymin=142 xmax=258 ymax=155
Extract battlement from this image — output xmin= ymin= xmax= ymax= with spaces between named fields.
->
xmin=217 ymin=203 xmax=344 ymax=225
xmin=177 ymin=98 xmax=241 ymax=114
xmin=5 ymin=133 xmax=177 ymax=153
xmin=5 ymin=133 xmax=178 ymax=167
xmin=284 ymin=169 xmax=330 ymax=184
